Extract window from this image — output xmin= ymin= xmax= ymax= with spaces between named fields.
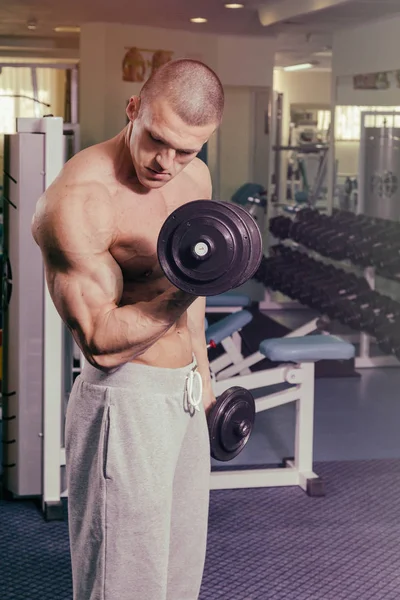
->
xmin=0 ymin=66 xmax=67 ymax=187
xmin=0 ymin=66 xmax=66 ymax=133
xmin=335 ymin=106 xmax=400 ymax=141
xmin=317 ymin=109 xmax=331 ymax=134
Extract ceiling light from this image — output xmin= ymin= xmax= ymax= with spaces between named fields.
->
xmin=54 ymin=25 xmax=81 ymax=33
xmin=313 ymin=50 xmax=333 ymax=57
xmin=283 ymin=63 xmax=314 ymax=72
xmin=190 ymin=17 xmax=208 ymax=23
xmin=27 ymin=19 xmax=37 ymax=31
xmin=225 ymin=3 xmax=244 ymax=7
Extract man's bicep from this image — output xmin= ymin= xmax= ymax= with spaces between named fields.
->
xmin=47 ymin=250 xmax=124 ymax=350
xmin=33 ymin=184 xmax=122 ymax=345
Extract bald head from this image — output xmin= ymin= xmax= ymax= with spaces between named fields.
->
xmin=139 ymin=59 xmax=224 ymax=127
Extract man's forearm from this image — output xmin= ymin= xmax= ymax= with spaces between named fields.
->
xmin=87 ymin=287 xmax=196 ymax=369
xmin=191 ymin=331 xmax=213 ymax=391
xmin=186 ymin=296 xmax=213 ymax=391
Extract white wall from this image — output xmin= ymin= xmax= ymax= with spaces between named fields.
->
xmin=335 ymin=142 xmax=359 ymax=177
xmin=79 ymin=23 xmax=108 ymax=147
xmin=336 ymin=74 xmax=400 ymax=107
xmin=333 ymin=13 xmax=400 ymax=106
xmin=274 ymin=69 xmax=332 ymax=144
xmin=331 ymin=14 xmax=400 ymax=200
xmin=274 ymin=70 xmax=332 ymax=104
xmin=333 ymin=15 xmax=400 ymax=79
xmin=217 ymin=35 xmax=276 ymax=87
xmin=219 ymin=87 xmax=254 ymax=201
xmin=273 ymin=69 xmax=331 ymax=202
xmin=79 ymin=22 xmax=276 ymax=147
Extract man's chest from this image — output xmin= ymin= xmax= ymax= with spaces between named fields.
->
xmin=109 ymin=182 xmax=203 ymax=283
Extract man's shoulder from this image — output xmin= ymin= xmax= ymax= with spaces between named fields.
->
xmin=43 ymin=142 xmax=114 ymax=207
xmin=185 ymin=158 xmax=212 ymax=198
xmin=42 ymin=143 xmax=114 ymax=217
xmin=62 ymin=142 xmax=111 ymax=182
xmin=189 ymin=157 xmax=211 ymax=178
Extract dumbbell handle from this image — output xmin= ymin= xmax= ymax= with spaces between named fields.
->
xmin=191 ymin=236 xmax=214 ymax=261
xmin=234 ymin=419 xmax=251 ymax=438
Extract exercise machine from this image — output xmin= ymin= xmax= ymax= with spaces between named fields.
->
xmin=1 ymin=117 xmax=80 ymax=519
xmin=205 ymin=307 xmax=355 ymax=494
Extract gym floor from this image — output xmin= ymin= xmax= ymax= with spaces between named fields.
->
xmin=2 ymin=308 xmax=400 ymax=599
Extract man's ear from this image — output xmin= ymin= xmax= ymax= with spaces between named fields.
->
xmin=126 ymin=96 xmax=141 ymax=123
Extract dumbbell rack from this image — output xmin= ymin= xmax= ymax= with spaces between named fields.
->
xmin=273 ymin=261 xmax=400 ymax=370
xmin=355 ymin=266 xmax=399 ymax=369
xmin=266 ymin=208 xmax=400 ymax=370
xmin=260 ymin=202 xmax=314 ymax=312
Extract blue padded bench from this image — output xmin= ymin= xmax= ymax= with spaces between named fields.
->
xmin=206 ymin=310 xmax=252 ymax=346
xmin=206 ymin=293 xmax=251 ymax=308
xmin=260 ymin=335 xmax=355 ymax=363
xmin=212 ymin=334 xmax=356 ymax=496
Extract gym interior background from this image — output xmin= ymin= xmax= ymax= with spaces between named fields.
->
xmin=2 ymin=1 xmax=400 ymax=598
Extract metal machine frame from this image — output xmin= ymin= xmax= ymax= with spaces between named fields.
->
xmin=2 ymin=117 xmax=78 ymax=519
xmin=212 ymin=361 xmax=320 ymax=494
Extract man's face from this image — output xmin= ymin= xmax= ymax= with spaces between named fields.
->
xmin=127 ymin=97 xmax=216 ymax=189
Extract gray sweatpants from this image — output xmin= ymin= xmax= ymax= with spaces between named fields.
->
xmin=65 ymin=358 xmax=210 ymax=600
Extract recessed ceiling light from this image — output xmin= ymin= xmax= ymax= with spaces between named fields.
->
xmin=27 ymin=19 xmax=37 ymax=30
xmin=225 ymin=3 xmax=244 ymax=8
xmin=54 ymin=25 xmax=81 ymax=33
xmin=190 ymin=17 xmax=208 ymax=23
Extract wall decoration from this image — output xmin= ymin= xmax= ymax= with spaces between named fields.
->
xmin=122 ymin=47 xmax=174 ymax=83
xmin=370 ymin=171 xmax=398 ymax=200
xmin=353 ymin=72 xmax=390 ymax=90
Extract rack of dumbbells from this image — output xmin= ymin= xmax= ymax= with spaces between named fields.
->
xmin=255 ymin=207 xmax=400 ymax=368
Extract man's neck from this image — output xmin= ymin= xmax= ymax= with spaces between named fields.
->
xmin=112 ymin=125 xmax=141 ymax=187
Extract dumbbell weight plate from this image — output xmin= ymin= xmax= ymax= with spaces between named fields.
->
xmin=269 ymin=215 xmax=292 ymax=240
xmin=157 ymin=200 xmax=262 ymax=296
xmin=296 ymin=207 xmax=319 ymax=222
xmin=227 ymin=202 xmax=264 ymax=288
xmin=208 ymin=386 xmax=255 ymax=462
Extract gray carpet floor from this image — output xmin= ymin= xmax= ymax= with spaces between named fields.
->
xmin=2 ymin=459 xmax=400 ymax=600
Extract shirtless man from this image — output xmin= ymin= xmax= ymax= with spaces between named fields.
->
xmin=32 ymin=59 xmax=224 ymax=600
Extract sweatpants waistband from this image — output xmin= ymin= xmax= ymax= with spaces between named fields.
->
xmin=80 ymin=358 xmax=198 ymax=391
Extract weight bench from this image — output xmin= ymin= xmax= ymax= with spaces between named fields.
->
xmin=206 ymin=309 xmax=253 ymax=377
xmin=211 ymin=334 xmax=355 ymax=495
xmin=206 ymin=292 xmax=251 ymax=314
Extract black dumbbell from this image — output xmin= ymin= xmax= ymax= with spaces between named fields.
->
xmin=208 ymin=387 xmax=255 ymax=461
xmin=375 ymin=320 xmax=400 ymax=356
xmin=290 ymin=216 xmax=321 ymax=246
xmin=157 ymin=200 xmax=263 ymax=296
xmin=373 ymin=243 xmax=400 ymax=274
xmin=390 ymin=334 xmax=400 ymax=361
xmin=361 ymin=295 xmax=400 ymax=336
xmin=296 ymin=207 xmax=319 ymax=223
xmin=317 ymin=227 xmax=347 ymax=260
xmin=269 ymin=215 xmax=292 ymax=240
